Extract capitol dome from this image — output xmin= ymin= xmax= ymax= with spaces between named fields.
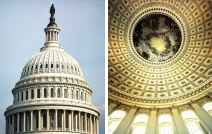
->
xmin=20 ymin=46 xmax=84 ymax=79
xmin=5 ymin=4 xmax=99 ymax=134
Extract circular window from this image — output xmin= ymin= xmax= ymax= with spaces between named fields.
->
xmin=133 ymin=14 xmax=182 ymax=62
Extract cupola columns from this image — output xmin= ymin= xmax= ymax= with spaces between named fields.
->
xmin=44 ymin=4 xmax=61 ymax=47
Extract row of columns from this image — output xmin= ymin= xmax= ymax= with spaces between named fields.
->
xmin=6 ymin=109 xmax=99 ymax=134
xmin=109 ymin=102 xmax=212 ymax=134
xmin=45 ymin=30 xmax=59 ymax=42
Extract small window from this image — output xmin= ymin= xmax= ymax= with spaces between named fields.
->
xmin=76 ymin=91 xmax=79 ymax=100
xmin=26 ymin=90 xmax=28 ymax=100
xmin=21 ymin=92 xmax=23 ymax=101
xmin=51 ymin=64 xmax=53 ymax=68
xmin=71 ymin=90 xmax=74 ymax=99
xmin=17 ymin=93 xmax=20 ymax=102
xmin=51 ymin=88 xmax=54 ymax=97
xmin=31 ymin=90 xmax=34 ymax=99
xmin=57 ymin=88 xmax=61 ymax=98
xmin=40 ymin=64 xmax=43 ymax=69
xmin=31 ymin=66 xmax=33 ymax=70
xmin=64 ymin=89 xmax=68 ymax=98
xmin=109 ymin=110 xmax=126 ymax=133
xmin=46 ymin=64 xmax=48 ymax=68
xmin=81 ymin=92 xmax=83 ymax=100
xmin=35 ymin=65 xmax=38 ymax=69
xmin=56 ymin=64 xmax=59 ymax=68
xmin=44 ymin=88 xmax=47 ymax=98
xmin=37 ymin=89 xmax=40 ymax=98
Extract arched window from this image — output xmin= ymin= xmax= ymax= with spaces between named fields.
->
xmin=158 ymin=114 xmax=173 ymax=134
xmin=131 ymin=114 xmax=148 ymax=134
xmin=203 ymin=102 xmax=212 ymax=116
xmin=57 ymin=88 xmax=62 ymax=98
xmin=81 ymin=92 xmax=83 ymax=100
xmin=44 ymin=88 xmax=47 ymax=98
xmin=64 ymin=89 xmax=68 ymax=98
xmin=181 ymin=110 xmax=204 ymax=134
xmin=51 ymin=88 xmax=54 ymax=97
xmin=109 ymin=110 xmax=126 ymax=134
xmin=37 ymin=89 xmax=40 ymax=98
xmin=31 ymin=89 xmax=34 ymax=99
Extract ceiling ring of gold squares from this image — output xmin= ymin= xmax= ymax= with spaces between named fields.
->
xmin=109 ymin=0 xmax=212 ymax=108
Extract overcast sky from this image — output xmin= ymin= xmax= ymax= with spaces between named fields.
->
xmin=0 ymin=0 xmax=105 ymax=133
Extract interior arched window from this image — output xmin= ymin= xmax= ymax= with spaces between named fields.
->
xmin=158 ymin=114 xmax=173 ymax=134
xmin=181 ymin=110 xmax=204 ymax=134
xmin=203 ymin=102 xmax=212 ymax=116
xmin=109 ymin=110 xmax=126 ymax=134
xmin=131 ymin=114 xmax=148 ymax=134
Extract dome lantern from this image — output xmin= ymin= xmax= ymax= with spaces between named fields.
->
xmin=44 ymin=4 xmax=61 ymax=48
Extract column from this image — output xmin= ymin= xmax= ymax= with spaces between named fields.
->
xmin=23 ymin=112 xmax=26 ymax=132
xmin=90 ymin=115 xmax=93 ymax=134
xmin=47 ymin=110 xmax=49 ymax=130
xmin=94 ymin=116 xmax=96 ymax=134
xmin=40 ymin=88 xmax=43 ymax=98
xmin=85 ymin=113 xmax=87 ymax=133
xmin=75 ymin=112 xmax=78 ymax=131
xmin=55 ymin=109 xmax=58 ymax=130
xmin=64 ymin=110 xmax=66 ymax=130
xmin=97 ymin=117 xmax=99 ymax=134
xmin=69 ymin=111 xmax=71 ymax=131
xmin=191 ymin=103 xmax=212 ymax=132
xmin=29 ymin=90 xmax=31 ymax=100
xmin=38 ymin=110 xmax=42 ymax=130
xmin=71 ymin=111 xmax=74 ymax=131
xmin=114 ymin=108 xmax=137 ymax=134
xmin=12 ymin=115 xmax=14 ymax=134
xmin=145 ymin=109 xmax=157 ymax=134
xmin=79 ymin=112 xmax=81 ymax=132
xmin=172 ymin=108 xmax=189 ymax=134
xmin=34 ymin=89 xmax=37 ymax=99
xmin=31 ymin=111 xmax=33 ymax=131
xmin=62 ymin=88 xmax=64 ymax=98
xmin=17 ymin=113 xmax=20 ymax=133
xmin=109 ymin=103 xmax=118 ymax=115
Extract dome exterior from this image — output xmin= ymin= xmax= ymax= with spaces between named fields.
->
xmin=5 ymin=4 xmax=100 ymax=134
xmin=21 ymin=47 xmax=84 ymax=80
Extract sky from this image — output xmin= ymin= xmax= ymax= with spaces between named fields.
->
xmin=0 ymin=0 xmax=105 ymax=133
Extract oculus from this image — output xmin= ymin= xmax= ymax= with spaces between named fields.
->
xmin=133 ymin=14 xmax=182 ymax=62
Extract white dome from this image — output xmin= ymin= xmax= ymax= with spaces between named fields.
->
xmin=21 ymin=46 xmax=84 ymax=79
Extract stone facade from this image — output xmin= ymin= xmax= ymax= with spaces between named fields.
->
xmin=5 ymin=4 xmax=100 ymax=134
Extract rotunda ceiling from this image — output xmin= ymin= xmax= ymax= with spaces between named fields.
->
xmin=108 ymin=0 xmax=212 ymax=108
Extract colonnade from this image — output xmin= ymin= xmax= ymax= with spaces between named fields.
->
xmin=6 ymin=109 xmax=99 ymax=134
xmin=109 ymin=102 xmax=212 ymax=134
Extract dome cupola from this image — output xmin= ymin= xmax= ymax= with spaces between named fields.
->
xmin=20 ymin=4 xmax=85 ymax=81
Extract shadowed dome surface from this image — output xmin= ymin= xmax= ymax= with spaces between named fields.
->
xmin=21 ymin=47 xmax=84 ymax=79
xmin=109 ymin=0 xmax=212 ymax=108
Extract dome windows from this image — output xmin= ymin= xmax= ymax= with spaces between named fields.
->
xmin=203 ymin=102 xmax=212 ymax=116
xmin=109 ymin=110 xmax=126 ymax=134
xmin=158 ymin=114 xmax=174 ymax=134
xmin=181 ymin=110 xmax=204 ymax=134
xmin=21 ymin=62 xmax=82 ymax=78
xmin=132 ymin=114 xmax=148 ymax=134
xmin=14 ymin=86 xmax=91 ymax=104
